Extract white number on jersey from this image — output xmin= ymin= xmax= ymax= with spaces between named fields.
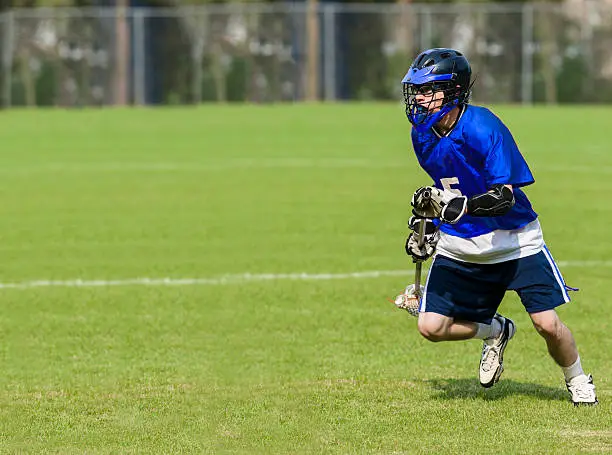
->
xmin=440 ymin=177 xmax=463 ymax=196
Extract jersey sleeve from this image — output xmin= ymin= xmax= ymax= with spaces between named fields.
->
xmin=483 ymin=118 xmax=534 ymax=188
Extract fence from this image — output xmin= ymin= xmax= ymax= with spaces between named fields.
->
xmin=0 ymin=1 xmax=610 ymax=107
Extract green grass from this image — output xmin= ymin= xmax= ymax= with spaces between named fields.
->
xmin=0 ymin=104 xmax=610 ymax=453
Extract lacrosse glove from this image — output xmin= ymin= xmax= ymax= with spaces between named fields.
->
xmin=405 ymin=216 xmax=439 ymax=262
xmin=411 ymin=186 xmax=468 ymax=224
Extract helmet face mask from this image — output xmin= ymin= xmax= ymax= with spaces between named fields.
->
xmin=403 ymin=81 xmax=466 ymax=129
xmin=401 ymin=48 xmax=472 ymax=132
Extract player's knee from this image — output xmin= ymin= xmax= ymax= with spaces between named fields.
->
xmin=531 ymin=312 xmax=562 ymax=339
xmin=417 ymin=319 xmax=447 ymax=342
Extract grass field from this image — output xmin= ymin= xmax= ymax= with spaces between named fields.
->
xmin=0 ymin=104 xmax=610 ymax=453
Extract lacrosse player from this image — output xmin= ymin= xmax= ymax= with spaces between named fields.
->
xmin=396 ymin=48 xmax=597 ymax=405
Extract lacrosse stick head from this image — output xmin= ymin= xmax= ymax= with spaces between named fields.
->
xmin=390 ymin=284 xmax=424 ymax=317
xmin=392 ymin=294 xmax=420 ymax=317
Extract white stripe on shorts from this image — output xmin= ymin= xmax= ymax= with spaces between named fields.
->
xmin=541 ymin=245 xmax=571 ymax=303
xmin=419 ymin=256 xmax=437 ymax=313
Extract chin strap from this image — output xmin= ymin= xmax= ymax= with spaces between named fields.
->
xmin=410 ymin=100 xmax=459 ymax=133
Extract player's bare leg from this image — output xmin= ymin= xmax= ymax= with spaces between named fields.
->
xmin=530 ymin=310 xmax=578 ymax=366
xmin=417 ymin=312 xmax=479 ymax=341
xmin=417 ymin=311 xmax=515 ymax=387
xmin=530 ymin=310 xmax=598 ymax=405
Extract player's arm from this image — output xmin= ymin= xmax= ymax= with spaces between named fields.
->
xmin=412 ymin=184 xmax=515 ymax=224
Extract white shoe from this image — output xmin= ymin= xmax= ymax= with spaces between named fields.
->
xmin=479 ymin=314 xmax=516 ymax=388
xmin=566 ymin=374 xmax=598 ymax=406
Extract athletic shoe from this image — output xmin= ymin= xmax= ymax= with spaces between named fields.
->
xmin=479 ymin=314 xmax=516 ymax=388
xmin=566 ymin=374 xmax=598 ymax=406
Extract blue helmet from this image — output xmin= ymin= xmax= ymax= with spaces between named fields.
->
xmin=401 ymin=48 xmax=472 ymax=132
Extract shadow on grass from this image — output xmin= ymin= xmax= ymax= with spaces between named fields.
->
xmin=425 ymin=378 xmax=568 ymax=402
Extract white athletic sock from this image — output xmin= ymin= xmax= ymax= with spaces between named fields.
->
xmin=474 ymin=322 xmax=492 ymax=339
xmin=562 ymin=356 xmax=585 ymax=383
xmin=474 ymin=318 xmax=502 ymax=340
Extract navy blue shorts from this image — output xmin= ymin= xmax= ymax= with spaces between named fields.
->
xmin=420 ymin=246 xmax=572 ymax=324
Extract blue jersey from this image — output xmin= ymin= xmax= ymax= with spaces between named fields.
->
xmin=411 ymin=105 xmax=538 ymax=239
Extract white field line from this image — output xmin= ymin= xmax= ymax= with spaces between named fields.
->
xmin=0 ymin=260 xmax=610 ymax=290
xmin=0 ymin=159 xmax=409 ymax=174
xmin=0 ymin=161 xmax=610 ymax=174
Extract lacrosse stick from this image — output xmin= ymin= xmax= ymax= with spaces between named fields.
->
xmin=392 ymin=188 xmax=432 ymax=316
xmin=413 ymin=220 xmax=427 ymax=293
xmin=412 ymin=187 xmax=431 ymax=297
